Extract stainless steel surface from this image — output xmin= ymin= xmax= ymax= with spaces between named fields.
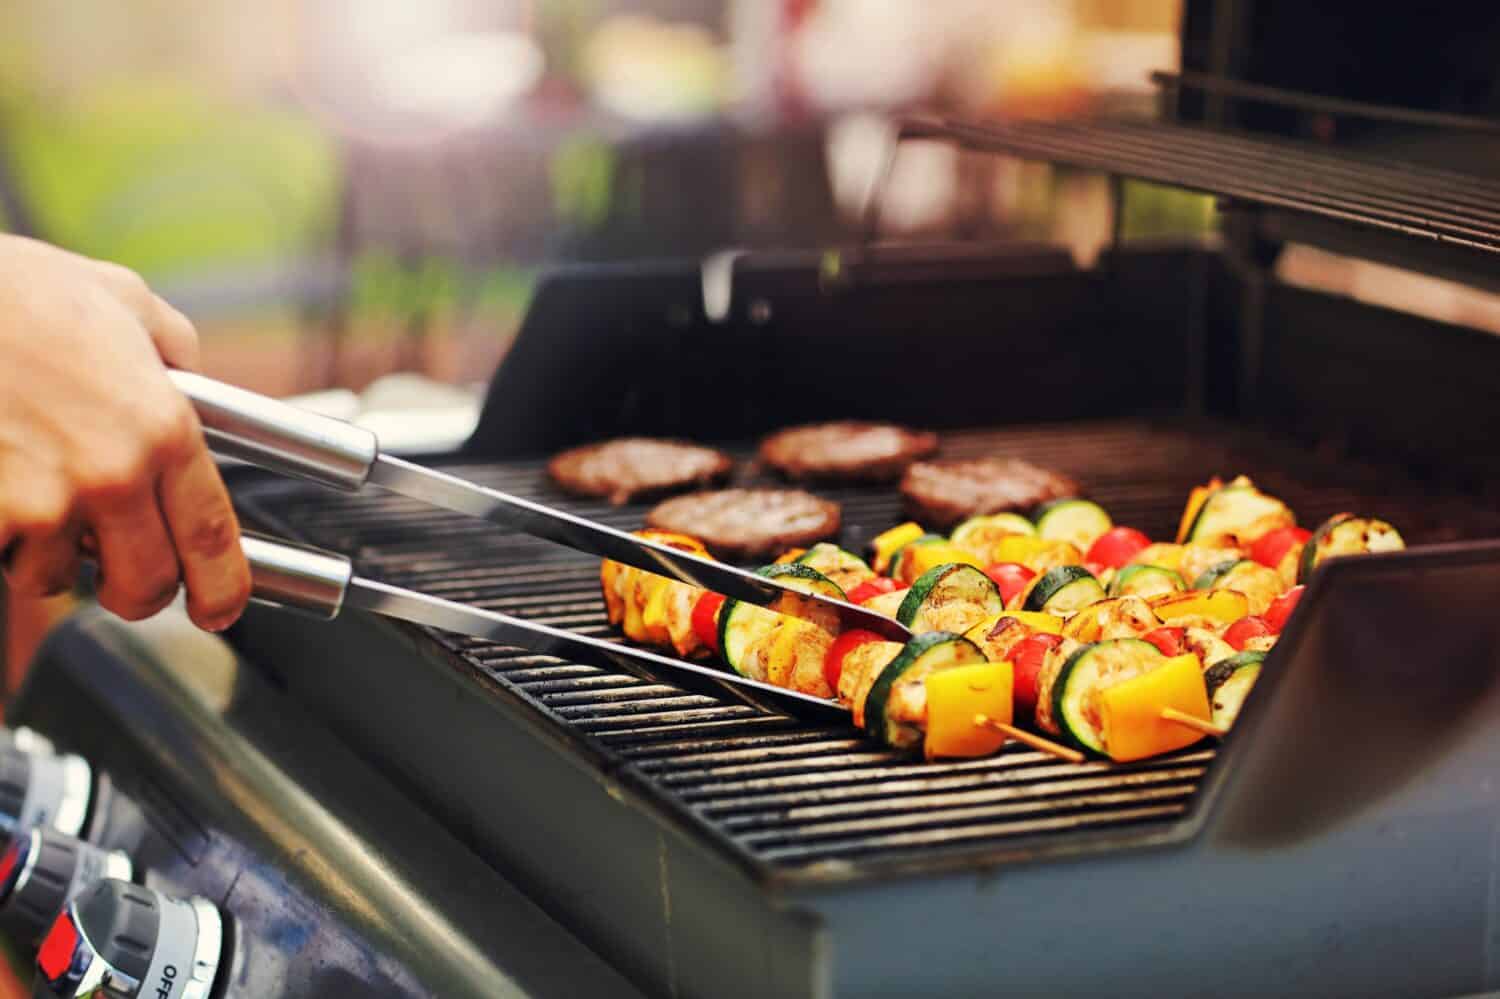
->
xmin=6 ymin=728 xmax=53 ymax=757
xmin=169 ymin=369 xmax=378 ymax=491
xmin=51 ymin=756 xmax=90 ymax=841
xmin=5 ymin=752 xmax=93 ymax=841
xmin=367 ymin=455 xmax=911 ymax=641
xmin=342 ymin=576 xmax=849 ymax=721
xmin=183 ymin=895 xmax=225 ymax=999
xmin=241 ymin=534 xmax=352 ymax=620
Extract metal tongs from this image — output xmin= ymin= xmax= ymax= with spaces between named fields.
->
xmin=172 ymin=372 xmax=897 ymax=717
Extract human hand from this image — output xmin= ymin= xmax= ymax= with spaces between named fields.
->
xmin=0 ymin=236 xmax=251 ymax=630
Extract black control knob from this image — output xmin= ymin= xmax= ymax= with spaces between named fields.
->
xmin=34 ymin=879 xmax=223 ymax=999
xmin=0 ymin=827 xmax=132 ymax=943
xmin=0 ymin=746 xmax=91 ymax=843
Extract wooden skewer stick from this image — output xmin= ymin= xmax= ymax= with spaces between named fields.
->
xmin=974 ymin=715 xmax=1086 ymax=764
xmin=1160 ymin=707 xmax=1228 ymax=738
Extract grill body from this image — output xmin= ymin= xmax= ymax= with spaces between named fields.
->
xmin=214 ymin=245 xmax=1500 ymax=997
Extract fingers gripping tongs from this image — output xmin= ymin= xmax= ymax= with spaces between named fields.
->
xmin=170 ymin=372 xmax=902 ymax=717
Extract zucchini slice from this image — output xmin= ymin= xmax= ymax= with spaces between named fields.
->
xmin=1184 ymin=481 xmax=1294 ymax=546
xmin=896 ymin=563 xmax=1004 ymax=634
xmin=1021 ymin=564 xmax=1107 ymax=615
xmin=951 ymin=513 xmax=1036 ymax=559
xmin=795 ymin=543 xmax=874 ymax=590
xmin=1051 ymin=638 xmax=1166 ymax=755
xmin=1297 ymin=513 xmax=1405 ymax=584
xmin=863 ymin=632 xmax=987 ymax=751
xmin=1204 ymin=650 xmax=1265 ymax=730
xmin=1192 ymin=558 xmax=1254 ymax=590
xmin=1033 ymin=499 xmax=1113 ymax=550
xmin=718 ymin=564 xmax=844 ymax=679
xmin=1109 ymin=564 xmax=1186 ymax=599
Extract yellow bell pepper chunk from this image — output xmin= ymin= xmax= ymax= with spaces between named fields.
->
xmin=600 ymin=560 xmax=624 ymax=625
xmin=620 ymin=569 xmax=650 ymax=642
xmin=924 ymin=661 xmax=1014 ymax=759
xmin=1130 ymin=543 xmax=1185 ymax=572
xmin=872 ymin=522 xmax=926 ymax=574
xmin=640 ymin=576 xmax=674 ymax=646
xmin=966 ymin=611 xmax=1065 ymax=639
xmin=1099 ymin=654 xmax=1213 ymax=762
xmin=1150 ymin=589 xmax=1249 ymax=626
xmin=906 ymin=543 xmax=984 ymax=579
xmin=765 ymin=621 xmax=802 ymax=687
xmin=1175 ymin=479 xmax=1222 ymax=543
xmin=1004 ymin=611 xmax=1066 ymax=634
xmin=993 ymin=534 xmax=1053 ymax=565
xmin=774 ymin=548 xmax=807 ymax=565
xmin=1061 ymin=600 xmax=1114 ymax=643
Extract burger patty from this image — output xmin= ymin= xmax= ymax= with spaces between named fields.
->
xmin=645 ymin=489 xmax=841 ymax=561
xmin=900 ymin=458 xmax=1079 ymax=530
xmin=548 ymin=438 xmax=733 ymax=506
xmin=759 ymin=421 xmax=939 ymax=482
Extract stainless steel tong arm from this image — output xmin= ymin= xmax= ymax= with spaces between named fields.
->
xmin=169 ymin=370 xmax=912 ymax=642
xmin=240 ymin=534 xmax=848 ymax=720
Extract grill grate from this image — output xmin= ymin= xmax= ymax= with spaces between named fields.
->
xmin=239 ymin=419 xmax=1500 ymax=876
xmin=906 ymin=116 xmax=1500 ymax=256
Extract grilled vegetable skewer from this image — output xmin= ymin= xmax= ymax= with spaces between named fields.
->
xmin=601 ymin=478 xmax=1407 ymax=764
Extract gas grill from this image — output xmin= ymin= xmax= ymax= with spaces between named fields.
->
xmin=20 ymin=168 xmax=1500 ymax=999
xmin=14 ymin=10 xmax=1500 ymax=996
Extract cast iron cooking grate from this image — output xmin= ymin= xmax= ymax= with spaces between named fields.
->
xmin=239 ymin=419 xmax=1500 ymax=875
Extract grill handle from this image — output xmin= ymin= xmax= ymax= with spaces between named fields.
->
xmin=168 ymin=370 xmax=378 ymax=491
xmin=240 ymin=534 xmax=352 ymax=620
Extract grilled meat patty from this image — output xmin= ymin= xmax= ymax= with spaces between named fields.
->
xmin=645 ymin=488 xmax=841 ymax=561
xmin=759 ymin=421 xmax=938 ymax=482
xmin=900 ymin=457 xmax=1079 ymax=530
xmin=548 ymin=437 xmax=733 ymax=506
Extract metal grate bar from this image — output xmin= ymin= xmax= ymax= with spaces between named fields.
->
xmin=735 ymin=784 xmax=1197 ymax=849
xmin=697 ymin=762 xmax=1210 ymax=820
xmin=755 ymin=804 xmax=1189 ymax=864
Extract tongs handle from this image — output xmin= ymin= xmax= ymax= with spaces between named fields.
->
xmin=169 ymin=370 xmax=378 ymax=491
xmin=241 ymin=534 xmax=352 ymax=620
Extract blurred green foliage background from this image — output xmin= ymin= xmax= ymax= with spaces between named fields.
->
xmin=4 ymin=82 xmax=338 ymax=282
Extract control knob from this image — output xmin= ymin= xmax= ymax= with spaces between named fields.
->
xmin=0 ymin=743 xmax=91 ymax=843
xmin=34 ymin=878 xmax=224 ymax=999
xmin=0 ymin=826 xmax=131 ymax=943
